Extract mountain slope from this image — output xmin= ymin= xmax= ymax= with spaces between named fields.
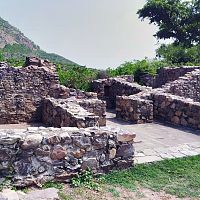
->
xmin=0 ymin=17 xmax=78 ymax=65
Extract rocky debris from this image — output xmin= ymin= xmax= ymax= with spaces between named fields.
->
xmin=0 ymin=127 xmax=135 ymax=187
xmin=0 ymin=188 xmax=60 ymax=200
xmin=116 ymin=95 xmax=153 ymax=124
xmin=0 ymin=62 xmax=9 ymax=69
xmin=91 ymin=76 xmax=151 ymax=109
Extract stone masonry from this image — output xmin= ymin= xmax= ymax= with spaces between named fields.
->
xmin=0 ymin=57 xmax=106 ymax=128
xmin=164 ymin=69 xmax=200 ymax=102
xmin=139 ymin=66 xmax=200 ymax=88
xmin=93 ymin=66 xmax=200 ymax=130
xmin=0 ymin=58 xmax=59 ymax=123
xmin=116 ymin=95 xmax=153 ymax=124
xmin=0 ymin=57 xmax=136 ymax=187
xmin=152 ymin=91 xmax=200 ymax=129
xmin=0 ymin=127 xmax=135 ymax=187
xmin=91 ymin=76 xmax=150 ymax=109
xmin=42 ymin=98 xmax=103 ymax=128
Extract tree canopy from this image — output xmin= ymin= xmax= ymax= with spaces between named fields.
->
xmin=137 ymin=0 xmax=200 ymax=47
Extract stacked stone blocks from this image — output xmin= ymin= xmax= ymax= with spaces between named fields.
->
xmin=0 ymin=127 xmax=135 ymax=187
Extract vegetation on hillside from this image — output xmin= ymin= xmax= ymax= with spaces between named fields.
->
xmin=0 ymin=17 xmax=78 ymax=65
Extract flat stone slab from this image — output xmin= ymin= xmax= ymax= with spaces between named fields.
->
xmin=0 ymin=188 xmax=60 ymax=200
xmin=20 ymin=188 xmax=59 ymax=200
xmin=107 ymin=111 xmax=200 ymax=164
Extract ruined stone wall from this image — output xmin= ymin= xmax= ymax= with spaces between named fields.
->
xmin=0 ymin=57 xmax=105 ymax=126
xmin=0 ymin=59 xmax=60 ymax=124
xmin=140 ymin=66 xmax=199 ymax=88
xmin=153 ymin=92 xmax=200 ymax=129
xmin=92 ymin=77 xmax=149 ymax=109
xmin=0 ymin=127 xmax=135 ymax=187
xmin=116 ymin=95 xmax=153 ymax=124
xmin=42 ymin=98 xmax=100 ymax=128
xmin=78 ymin=99 xmax=106 ymax=126
xmin=163 ymin=69 xmax=200 ymax=102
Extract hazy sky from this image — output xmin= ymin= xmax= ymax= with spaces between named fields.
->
xmin=0 ymin=0 xmax=162 ymax=69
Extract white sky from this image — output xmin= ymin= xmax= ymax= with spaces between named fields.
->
xmin=0 ymin=0 xmax=163 ymax=69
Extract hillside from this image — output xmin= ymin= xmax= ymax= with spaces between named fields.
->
xmin=0 ymin=17 xmax=78 ymax=65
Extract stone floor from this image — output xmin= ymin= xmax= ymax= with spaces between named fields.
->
xmin=106 ymin=110 xmax=200 ymax=164
xmin=0 ymin=188 xmax=59 ymax=200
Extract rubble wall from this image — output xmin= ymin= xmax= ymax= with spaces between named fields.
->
xmin=153 ymin=92 xmax=200 ymax=129
xmin=116 ymin=95 xmax=153 ymax=124
xmin=0 ymin=127 xmax=135 ymax=187
xmin=0 ymin=59 xmax=60 ymax=124
xmin=91 ymin=77 xmax=149 ymax=109
xmin=140 ymin=66 xmax=199 ymax=88
xmin=163 ymin=69 xmax=200 ymax=102
xmin=42 ymin=98 xmax=105 ymax=128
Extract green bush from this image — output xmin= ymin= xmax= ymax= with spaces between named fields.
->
xmin=106 ymin=59 xmax=169 ymax=78
xmin=57 ymin=64 xmax=99 ymax=91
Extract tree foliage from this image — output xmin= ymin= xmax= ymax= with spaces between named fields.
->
xmin=107 ymin=59 xmax=169 ymax=78
xmin=156 ymin=43 xmax=200 ymax=65
xmin=57 ymin=64 xmax=99 ymax=91
xmin=137 ymin=0 xmax=200 ymax=47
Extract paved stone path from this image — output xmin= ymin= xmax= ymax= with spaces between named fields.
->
xmin=106 ymin=111 xmax=200 ymax=164
xmin=0 ymin=188 xmax=59 ymax=200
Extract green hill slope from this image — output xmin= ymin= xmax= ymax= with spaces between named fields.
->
xmin=0 ymin=17 xmax=78 ymax=65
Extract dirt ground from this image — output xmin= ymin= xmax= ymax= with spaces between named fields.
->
xmin=61 ymin=185 xmax=193 ymax=200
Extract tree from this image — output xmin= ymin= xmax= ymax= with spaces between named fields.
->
xmin=156 ymin=43 xmax=200 ymax=65
xmin=137 ymin=0 xmax=200 ymax=47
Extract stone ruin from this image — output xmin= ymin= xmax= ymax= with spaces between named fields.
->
xmin=0 ymin=57 xmax=106 ymax=127
xmin=92 ymin=66 xmax=200 ymax=129
xmin=1 ymin=56 xmax=199 ymax=187
xmin=0 ymin=57 xmax=135 ymax=187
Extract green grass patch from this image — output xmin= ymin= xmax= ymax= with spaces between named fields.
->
xmin=104 ymin=155 xmax=200 ymax=198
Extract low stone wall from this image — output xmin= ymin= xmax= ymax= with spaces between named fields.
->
xmin=78 ymin=99 xmax=106 ymax=126
xmin=91 ymin=76 xmax=149 ymax=109
xmin=139 ymin=66 xmax=199 ymax=88
xmin=116 ymin=95 xmax=153 ymax=124
xmin=153 ymin=92 xmax=200 ymax=129
xmin=42 ymin=98 xmax=102 ymax=128
xmin=0 ymin=127 xmax=135 ymax=187
xmin=163 ymin=69 xmax=200 ymax=102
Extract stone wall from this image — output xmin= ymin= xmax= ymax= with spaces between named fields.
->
xmin=0 ymin=57 xmax=106 ymax=128
xmin=139 ymin=66 xmax=199 ymax=88
xmin=91 ymin=76 xmax=149 ymax=109
xmin=163 ymin=69 xmax=200 ymax=102
xmin=0 ymin=58 xmax=60 ymax=124
xmin=0 ymin=127 xmax=135 ymax=187
xmin=78 ymin=99 xmax=106 ymax=126
xmin=42 ymin=98 xmax=106 ymax=128
xmin=152 ymin=92 xmax=200 ymax=129
xmin=116 ymin=95 xmax=153 ymax=124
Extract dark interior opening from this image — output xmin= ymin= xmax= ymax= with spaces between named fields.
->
xmin=104 ymin=86 xmax=111 ymax=97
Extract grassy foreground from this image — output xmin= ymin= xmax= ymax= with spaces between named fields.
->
xmin=6 ymin=155 xmax=199 ymax=199
xmin=104 ymin=155 xmax=200 ymax=198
